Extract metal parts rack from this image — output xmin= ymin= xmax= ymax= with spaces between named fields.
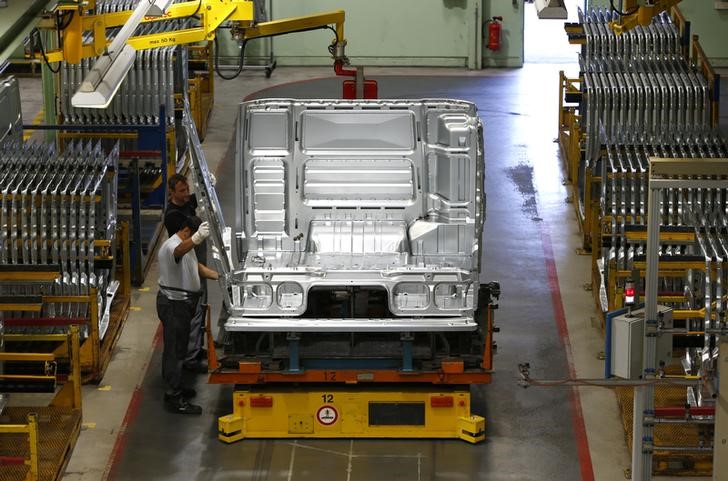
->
xmin=0 ymin=129 xmax=131 ymax=382
xmin=552 ymin=5 xmax=727 ymax=477
xmin=0 ymin=326 xmax=83 ymax=481
xmin=630 ymin=158 xmax=728 ymax=480
xmin=556 ymin=5 xmax=721 ymax=295
xmin=558 ymin=7 xmax=720 ymax=250
xmin=29 ymin=110 xmax=168 ymax=286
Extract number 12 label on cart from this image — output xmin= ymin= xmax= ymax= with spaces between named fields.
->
xmin=316 ymin=405 xmax=338 ymax=426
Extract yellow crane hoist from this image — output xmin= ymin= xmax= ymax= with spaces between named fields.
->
xmin=36 ymin=0 xmax=349 ymax=108
xmin=608 ymin=0 xmax=682 ymax=34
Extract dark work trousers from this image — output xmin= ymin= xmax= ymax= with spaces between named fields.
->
xmin=156 ymin=291 xmax=198 ymax=396
xmin=216 ymin=303 xmax=230 ymax=346
xmin=186 ymin=243 xmax=208 ymax=364
xmin=186 ymin=296 xmax=206 ymax=364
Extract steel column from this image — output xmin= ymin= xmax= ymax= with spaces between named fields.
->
xmin=632 ymin=160 xmax=663 ymax=481
xmin=630 ymin=157 xmax=728 ymax=480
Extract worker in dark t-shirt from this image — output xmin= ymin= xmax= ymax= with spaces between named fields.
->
xmin=165 ymin=173 xmax=197 ymax=237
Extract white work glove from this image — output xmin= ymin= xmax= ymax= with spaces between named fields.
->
xmin=191 ymin=221 xmax=210 ymax=245
xmin=208 ymin=172 xmax=217 ymax=187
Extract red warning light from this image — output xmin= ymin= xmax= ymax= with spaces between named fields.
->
xmin=625 ymin=282 xmax=636 ymax=306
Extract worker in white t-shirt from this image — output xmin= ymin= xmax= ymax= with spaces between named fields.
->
xmin=156 ymin=216 xmax=219 ymax=415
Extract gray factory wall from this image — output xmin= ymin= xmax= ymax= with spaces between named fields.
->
xmin=216 ymin=0 xmax=483 ymax=68
xmin=679 ymin=1 xmax=728 ymax=67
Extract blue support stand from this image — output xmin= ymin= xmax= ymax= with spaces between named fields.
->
xmin=401 ymin=333 xmax=414 ymax=372
xmin=129 ymin=158 xmax=142 ymax=284
xmin=287 ymin=333 xmax=301 ymax=373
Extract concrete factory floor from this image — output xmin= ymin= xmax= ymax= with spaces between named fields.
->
xmin=13 ymin=63 xmax=728 ymax=481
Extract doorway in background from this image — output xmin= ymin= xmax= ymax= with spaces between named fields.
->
xmin=524 ymin=0 xmax=584 ymax=63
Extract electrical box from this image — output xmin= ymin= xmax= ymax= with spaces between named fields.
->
xmin=610 ymin=305 xmax=673 ymax=379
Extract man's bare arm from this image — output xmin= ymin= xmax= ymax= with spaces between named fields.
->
xmin=198 ymin=263 xmax=219 ymax=280
xmin=173 ymin=237 xmax=196 ymax=259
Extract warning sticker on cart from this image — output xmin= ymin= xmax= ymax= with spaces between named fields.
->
xmin=316 ymin=405 xmax=338 ymax=426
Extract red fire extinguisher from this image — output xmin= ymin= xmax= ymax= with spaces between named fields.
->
xmin=486 ymin=16 xmax=503 ymax=51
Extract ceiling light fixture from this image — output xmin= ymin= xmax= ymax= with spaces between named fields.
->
xmin=147 ymin=0 xmax=175 ymax=17
xmin=71 ymin=0 xmax=159 ymax=108
xmin=534 ymin=0 xmax=568 ymax=19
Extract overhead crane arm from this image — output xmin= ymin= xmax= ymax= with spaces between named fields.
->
xmin=36 ymin=0 xmax=349 ymax=107
xmin=607 ymin=0 xmax=682 ymax=34
xmin=39 ymin=1 xmax=347 ymax=65
xmin=565 ymin=0 xmax=683 ymax=44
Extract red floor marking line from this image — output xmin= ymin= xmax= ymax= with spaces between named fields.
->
xmin=102 ymin=323 xmax=163 ymax=481
xmin=540 ymin=223 xmax=596 ymax=481
xmin=102 ymin=388 xmax=143 ymax=481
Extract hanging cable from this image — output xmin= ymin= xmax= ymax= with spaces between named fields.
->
xmin=33 ymin=29 xmax=60 ymax=74
xmin=325 ymin=25 xmax=339 ymax=57
xmin=214 ymin=35 xmax=249 ymax=80
xmin=29 ymin=10 xmax=72 ymax=75
xmin=56 ymin=11 xmax=75 ymax=31
xmin=55 ymin=11 xmax=75 ymax=60
xmin=214 ymin=24 xmax=339 ymax=80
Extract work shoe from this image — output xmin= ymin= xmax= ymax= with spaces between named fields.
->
xmin=181 ymin=388 xmax=197 ymax=398
xmin=164 ymin=395 xmax=202 ymax=415
xmin=183 ymin=361 xmax=208 ymax=374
